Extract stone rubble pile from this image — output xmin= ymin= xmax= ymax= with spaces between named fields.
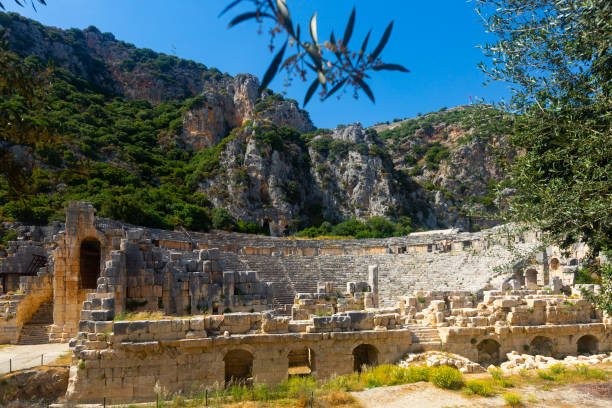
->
xmin=500 ymin=350 xmax=612 ymax=372
xmin=398 ymin=351 xmax=485 ymax=373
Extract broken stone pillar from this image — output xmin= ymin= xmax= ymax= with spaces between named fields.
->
xmin=223 ymin=271 xmax=235 ymax=306
xmin=65 ymin=201 xmax=95 ymax=237
xmin=368 ymin=265 xmax=379 ymax=308
xmin=552 ymin=276 xmax=563 ymax=294
xmin=317 ymin=282 xmax=334 ymax=294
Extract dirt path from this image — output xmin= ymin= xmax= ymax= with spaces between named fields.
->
xmin=0 ymin=343 xmax=69 ymax=374
xmin=351 ymin=381 xmax=612 ymax=408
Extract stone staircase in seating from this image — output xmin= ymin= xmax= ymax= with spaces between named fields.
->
xmin=404 ymin=324 xmax=442 ymax=349
xmin=17 ymin=302 xmax=53 ymax=345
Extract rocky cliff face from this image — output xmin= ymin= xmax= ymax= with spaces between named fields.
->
xmin=0 ymin=12 xmax=511 ymax=235
xmin=198 ymin=121 xmax=437 ymax=235
xmin=196 ymin=107 xmax=511 ymax=235
xmin=374 ymin=106 xmax=512 ymax=230
xmin=308 ymin=124 xmax=405 ymax=222
xmin=180 ymin=75 xmax=313 ymax=150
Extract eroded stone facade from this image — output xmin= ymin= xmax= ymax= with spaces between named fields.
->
xmin=0 ymin=201 xmax=609 ymax=404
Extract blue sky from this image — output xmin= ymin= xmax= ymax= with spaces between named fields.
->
xmin=9 ymin=0 xmax=509 ymax=129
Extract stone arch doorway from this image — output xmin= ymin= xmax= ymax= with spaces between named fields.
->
xmin=477 ymin=339 xmax=501 ymax=366
xmin=224 ymin=349 xmax=253 ymax=385
xmin=525 ymin=268 xmax=538 ymax=289
xmin=288 ymin=347 xmax=315 ymax=376
xmin=577 ymin=335 xmax=598 ymax=354
xmin=530 ymin=336 xmax=554 ymax=357
xmin=353 ymin=344 xmax=378 ymax=372
xmin=79 ymin=238 xmax=101 ymax=289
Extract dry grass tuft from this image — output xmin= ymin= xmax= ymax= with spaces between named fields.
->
xmin=320 ymin=390 xmax=359 ymax=407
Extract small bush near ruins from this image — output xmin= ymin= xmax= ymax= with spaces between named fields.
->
xmin=531 ymin=364 xmax=610 ymax=386
xmin=319 ymin=390 xmax=357 ymax=406
xmin=503 ymin=392 xmax=522 ymax=407
xmin=174 ymin=376 xmax=355 ymax=407
xmin=296 ymin=216 xmax=412 ymax=239
xmin=464 ymin=379 xmax=494 ymax=397
xmin=429 ymin=366 xmax=464 ymax=390
xmin=488 ymin=366 xmax=514 ymax=388
xmin=323 ymin=364 xmax=433 ymax=392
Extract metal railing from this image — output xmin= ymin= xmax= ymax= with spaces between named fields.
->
xmin=24 ymin=254 xmax=47 ymax=275
xmin=0 ymin=353 xmax=68 ymax=375
xmin=59 ymin=389 xmax=317 ymax=408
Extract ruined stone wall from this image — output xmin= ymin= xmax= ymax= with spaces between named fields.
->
xmin=66 ymin=314 xmax=413 ymax=402
xmin=51 ymin=203 xmax=276 ymax=342
xmin=440 ymin=324 xmax=611 ymax=364
xmin=0 ymin=272 xmax=52 ymax=344
xmin=132 ymin=224 xmax=540 ymax=306
xmin=0 ymin=241 xmax=47 ymax=292
xmin=217 ymin=239 xmax=537 ymax=306
xmin=50 ymin=202 xmax=113 ymax=343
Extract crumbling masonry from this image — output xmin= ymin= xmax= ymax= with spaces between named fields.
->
xmin=0 ymin=201 xmax=609 ymax=403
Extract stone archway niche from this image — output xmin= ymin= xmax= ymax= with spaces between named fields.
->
xmin=525 ymin=268 xmax=538 ymax=289
xmin=577 ymin=335 xmax=598 ymax=355
xmin=530 ymin=336 xmax=554 ymax=357
xmin=353 ymin=344 xmax=378 ymax=372
xmin=224 ymin=349 xmax=254 ymax=385
xmin=477 ymin=339 xmax=501 ymax=366
xmin=79 ymin=238 xmax=101 ymax=289
xmin=288 ymin=347 xmax=315 ymax=376
xmin=549 ymin=258 xmax=560 ymax=271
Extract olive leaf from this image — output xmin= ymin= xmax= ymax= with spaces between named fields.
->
xmin=309 ymin=12 xmax=318 ymax=44
xmin=228 ymin=11 xmax=273 ymax=28
xmin=356 ymin=78 xmax=375 ymax=103
xmin=370 ymin=21 xmax=394 ymax=61
xmin=374 ymin=63 xmax=409 ymax=72
xmin=259 ymin=41 xmax=287 ymax=94
xmin=303 ymin=77 xmax=320 ymax=106
xmin=342 ymin=7 xmax=356 ymax=47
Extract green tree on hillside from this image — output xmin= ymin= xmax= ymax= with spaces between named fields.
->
xmin=0 ymin=33 xmax=53 ymax=201
xmin=477 ymin=0 xmax=611 ymax=253
xmin=477 ymin=0 xmax=611 ymax=311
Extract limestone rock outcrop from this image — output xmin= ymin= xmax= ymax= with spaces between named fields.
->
xmin=180 ymin=75 xmax=314 ymax=150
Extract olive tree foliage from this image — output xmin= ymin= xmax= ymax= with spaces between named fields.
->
xmin=0 ymin=33 xmax=53 ymax=199
xmin=476 ymin=0 xmax=612 ymax=254
xmin=0 ymin=0 xmax=45 ymax=11
xmin=582 ymin=262 xmax=612 ymax=315
xmin=220 ymin=0 xmax=409 ymax=105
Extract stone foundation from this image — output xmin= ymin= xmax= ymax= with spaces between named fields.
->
xmin=66 ymin=314 xmax=413 ymax=402
xmin=0 ymin=272 xmax=52 ymax=344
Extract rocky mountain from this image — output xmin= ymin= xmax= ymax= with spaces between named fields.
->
xmin=0 ymin=12 xmax=512 ymax=237
xmin=372 ymin=107 xmax=514 ymax=231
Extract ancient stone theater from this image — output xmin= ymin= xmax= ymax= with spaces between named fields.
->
xmin=0 ymin=201 xmax=609 ymax=402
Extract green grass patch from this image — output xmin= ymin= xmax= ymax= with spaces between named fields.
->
xmin=463 ymin=379 xmax=494 ymax=396
xmin=503 ymin=392 xmax=522 ymax=407
xmin=323 ymin=364 xmax=464 ymax=392
xmin=429 ymin=365 xmax=464 ymax=390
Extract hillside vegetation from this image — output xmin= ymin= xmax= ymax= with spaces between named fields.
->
xmin=0 ymin=12 xmax=514 ymax=237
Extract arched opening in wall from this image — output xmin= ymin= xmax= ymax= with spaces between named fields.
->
xmin=525 ymin=268 xmax=538 ymax=289
xmin=530 ymin=336 xmax=554 ymax=357
xmin=577 ymin=335 xmax=598 ymax=355
xmin=549 ymin=258 xmax=560 ymax=271
xmin=477 ymin=339 xmax=501 ymax=366
xmin=224 ymin=349 xmax=253 ymax=385
xmin=353 ymin=344 xmax=378 ymax=372
xmin=79 ymin=239 xmax=101 ymax=289
xmin=288 ymin=347 xmax=315 ymax=376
